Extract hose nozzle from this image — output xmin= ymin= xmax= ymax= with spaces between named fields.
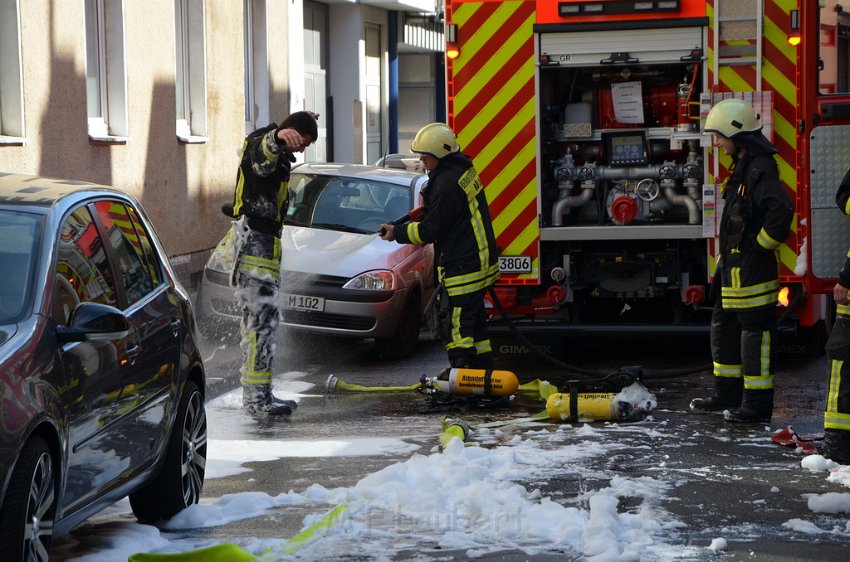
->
xmin=325 ymin=374 xmax=339 ymax=393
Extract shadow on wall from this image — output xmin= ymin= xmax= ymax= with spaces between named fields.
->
xmin=38 ymin=5 xmax=112 ymax=184
xmin=35 ymin=2 xmax=257 ymax=290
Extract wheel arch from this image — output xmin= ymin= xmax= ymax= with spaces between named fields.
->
xmin=0 ymin=417 xmax=63 ymax=517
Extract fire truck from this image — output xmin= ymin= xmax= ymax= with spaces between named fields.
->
xmin=443 ymin=0 xmax=850 ymax=349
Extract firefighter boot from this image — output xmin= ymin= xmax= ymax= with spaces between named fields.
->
xmin=723 ymin=389 xmax=773 ymax=423
xmin=448 ymin=348 xmax=477 ymax=369
xmin=689 ymin=377 xmax=743 ymax=413
xmin=470 ymin=351 xmax=495 ymax=370
xmin=819 ymin=429 xmax=850 ymax=465
xmin=243 ymin=384 xmax=298 ymax=417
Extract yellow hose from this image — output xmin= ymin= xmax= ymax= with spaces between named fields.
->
xmin=325 ymin=374 xmax=422 ymax=393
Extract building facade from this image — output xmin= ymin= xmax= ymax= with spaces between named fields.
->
xmin=0 ymin=0 xmax=443 ymax=285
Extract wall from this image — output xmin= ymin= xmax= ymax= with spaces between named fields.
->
xmin=328 ymin=3 xmax=391 ymax=164
xmin=0 ymin=0 xmax=291 ymax=284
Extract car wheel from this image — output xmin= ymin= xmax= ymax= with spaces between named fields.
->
xmin=375 ymin=292 xmax=422 ymax=360
xmin=130 ymin=380 xmax=207 ymax=523
xmin=0 ymin=436 xmax=57 ymax=562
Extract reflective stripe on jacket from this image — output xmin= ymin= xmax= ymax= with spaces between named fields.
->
xmin=232 ymin=122 xmax=292 ymax=232
xmin=718 ymin=151 xmax=793 ymax=311
xmin=395 ymin=152 xmax=500 ymax=296
xmin=835 ymin=167 xmax=850 ymax=289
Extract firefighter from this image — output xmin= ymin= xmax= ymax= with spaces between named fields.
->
xmin=820 ymin=168 xmax=850 ymax=463
xmin=690 ymin=98 xmax=794 ymax=423
xmin=228 ymin=111 xmax=317 ymax=417
xmin=379 ymin=123 xmax=500 ymax=369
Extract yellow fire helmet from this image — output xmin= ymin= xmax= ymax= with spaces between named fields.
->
xmin=704 ymin=98 xmax=762 ymax=138
xmin=411 ymin=122 xmax=459 ymax=159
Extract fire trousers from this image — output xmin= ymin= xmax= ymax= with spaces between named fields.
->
xmin=234 ymin=227 xmax=281 ymax=388
xmin=825 ymin=306 xmax=850 ymax=433
xmin=445 ymin=288 xmax=493 ymax=369
xmin=710 ymin=303 xmax=776 ymax=391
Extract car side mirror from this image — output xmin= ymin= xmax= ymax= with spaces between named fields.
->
xmin=56 ymin=302 xmax=130 ymax=343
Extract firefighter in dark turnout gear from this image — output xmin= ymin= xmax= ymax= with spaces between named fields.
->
xmin=379 ymin=123 xmax=500 ymax=369
xmin=820 ymin=168 xmax=850 ymax=463
xmin=226 ymin=111 xmax=317 ymax=417
xmin=690 ymin=98 xmax=794 ymax=423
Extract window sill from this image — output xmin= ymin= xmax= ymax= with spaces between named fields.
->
xmin=0 ymin=136 xmax=26 ymax=146
xmin=177 ymin=135 xmax=209 ymax=144
xmin=89 ymin=135 xmax=129 ymax=145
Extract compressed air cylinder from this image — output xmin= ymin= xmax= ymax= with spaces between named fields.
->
xmin=426 ymin=368 xmax=519 ymax=397
xmin=545 ymin=391 xmax=633 ymax=421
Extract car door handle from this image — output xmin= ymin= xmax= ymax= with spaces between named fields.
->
xmin=125 ymin=343 xmax=140 ymax=365
xmin=170 ymin=317 xmax=181 ymax=336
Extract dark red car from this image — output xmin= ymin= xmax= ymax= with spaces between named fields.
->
xmin=0 ymin=173 xmax=207 ymax=561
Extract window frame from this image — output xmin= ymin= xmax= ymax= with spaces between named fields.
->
xmin=244 ymin=0 xmax=269 ymax=134
xmin=0 ymin=0 xmax=25 ymax=142
xmin=55 ymin=205 xmax=121 ymax=316
xmin=175 ymin=0 xmax=208 ymax=142
xmin=83 ymin=0 xmax=128 ymax=141
xmin=90 ymin=200 xmax=159 ymax=308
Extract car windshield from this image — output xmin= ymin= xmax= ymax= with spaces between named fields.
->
xmin=0 ymin=210 xmax=42 ymax=324
xmin=285 ymin=173 xmax=412 ymax=234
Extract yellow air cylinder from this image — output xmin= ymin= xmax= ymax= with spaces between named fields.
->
xmin=426 ymin=368 xmax=519 ymax=397
xmin=545 ymin=391 xmax=631 ymax=421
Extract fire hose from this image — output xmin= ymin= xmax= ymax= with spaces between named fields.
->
xmin=326 ymin=366 xmax=655 ymax=425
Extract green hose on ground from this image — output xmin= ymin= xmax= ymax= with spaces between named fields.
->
xmin=325 ymin=374 xmax=422 ymax=393
xmin=128 ymin=503 xmax=348 ymax=562
xmin=438 ymin=411 xmax=552 ymax=447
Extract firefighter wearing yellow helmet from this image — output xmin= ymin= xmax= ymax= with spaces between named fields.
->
xmin=690 ymin=99 xmax=793 ymax=423
xmin=818 ymin=168 xmax=850 ymax=463
xmin=380 ymin=123 xmax=500 ymax=369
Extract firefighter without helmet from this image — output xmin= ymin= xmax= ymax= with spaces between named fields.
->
xmin=704 ymin=98 xmax=762 ymax=138
xmin=411 ymin=122 xmax=459 ymax=159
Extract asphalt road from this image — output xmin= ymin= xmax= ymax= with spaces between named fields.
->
xmin=51 ymin=324 xmax=850 ymax=561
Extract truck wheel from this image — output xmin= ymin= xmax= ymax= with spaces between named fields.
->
xmin=0 ymin=436 xmax=57 ymax=562
xmin=130 ymin=380 xmax=207 ymax=523
xmin=376 ymin=292 xmax=422 ymax=359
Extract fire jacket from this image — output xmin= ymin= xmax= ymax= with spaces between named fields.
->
xmin=717 ymin=147 xmax=793 ymax=311
xmin=228 ymin=122 xmax=295 ymax=283
xmin=230 ymin=122 xmax=295 ymax=237
xmin=394 ymin=152 xmax=500 ymax=296
xmin=834 ymin=168 xmax=850 ymax=317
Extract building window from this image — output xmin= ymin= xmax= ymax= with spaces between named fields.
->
xmin=0 ymin=0 xmax=24 ymax=141
xmin=84 ymin=0 xmax=128 ymax=139
xmin=175 ymin=0 xmax=207 ymax=141
xmin=244 ymin=0 xmax=269 ymax=133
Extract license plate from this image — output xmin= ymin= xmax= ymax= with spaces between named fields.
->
xmin=499 ymin=255 xmax=532 ymax=274
xmin=282 ymin=294 xmax=325 ymax=312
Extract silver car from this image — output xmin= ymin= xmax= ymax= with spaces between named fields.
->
xmin=197 ymin=163 xmax=435 ymax=358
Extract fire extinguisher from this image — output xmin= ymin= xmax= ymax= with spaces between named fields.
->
xmin=545 ymin=391 xmax=634 ymax=421
xmin=677 ymin=81 xmax=693 ymax=131
xmin=421 ymin=368 xmax=520 ymax=398
xmin=677 ymin=63 xmax=700 ymax=131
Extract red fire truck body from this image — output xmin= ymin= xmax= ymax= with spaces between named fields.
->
xmin=443 ymin=0 xmax=849 ymax=344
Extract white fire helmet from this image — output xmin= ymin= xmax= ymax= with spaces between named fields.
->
xmin=411 ymin=123 xmax=459 ymax=159
xmin=704 ymin=98 xmax=762 ymax=138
